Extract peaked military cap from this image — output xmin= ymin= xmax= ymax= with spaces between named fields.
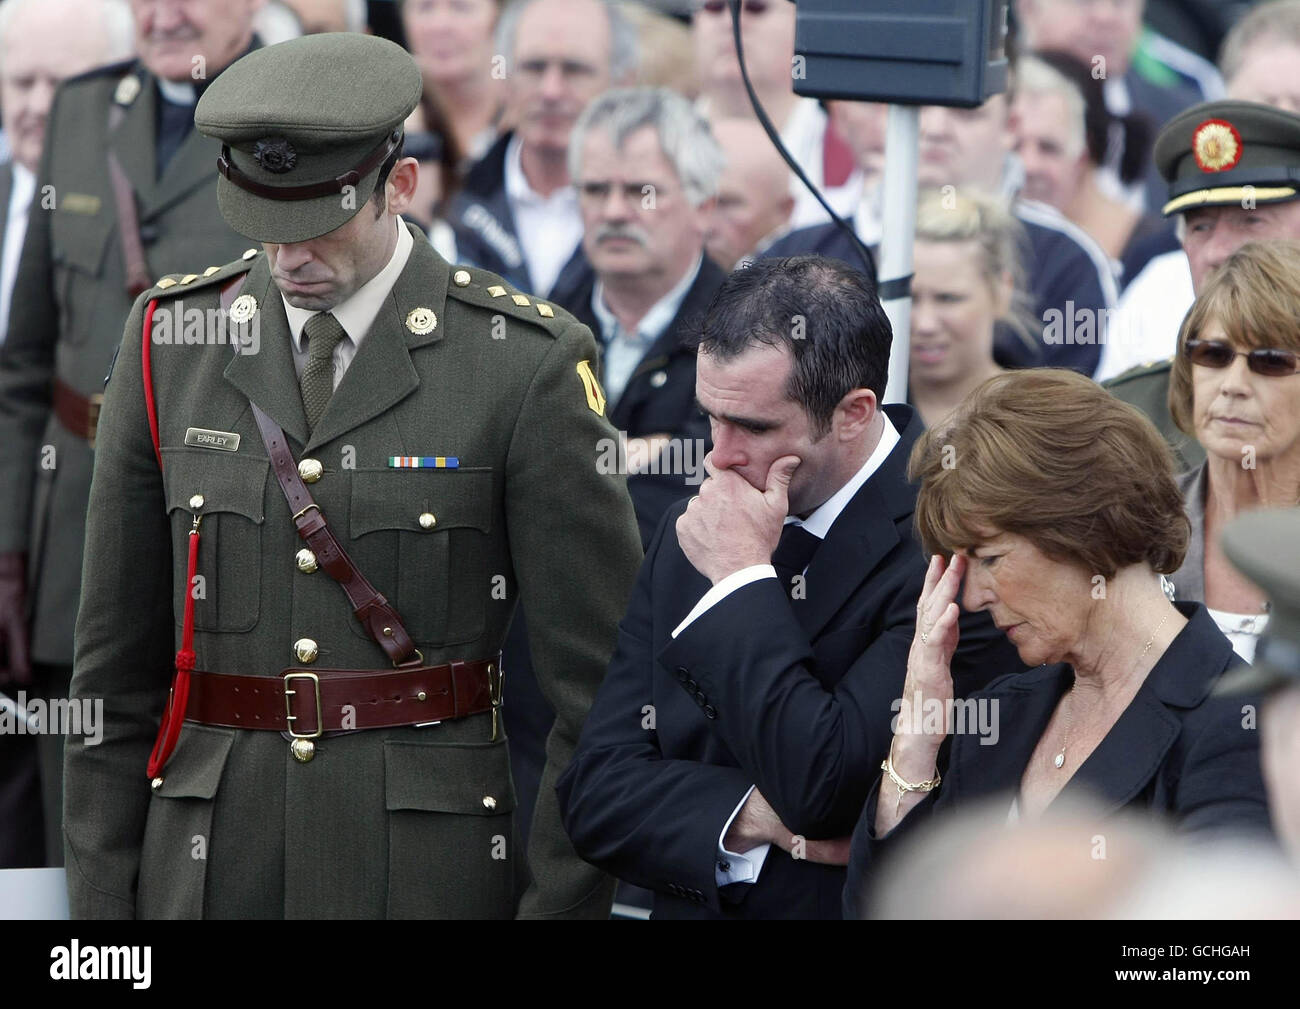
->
xmin=1155 ymin=100 xmax=1300 ymax=217
xmin=194 ymin=33 xmax=421 ymax=243
xmin=1216 ymin=507 xmax=1300 ymax=694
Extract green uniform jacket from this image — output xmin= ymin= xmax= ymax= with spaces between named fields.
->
xmin=63 ymin=227 xmax=644 ymax=918
xmin=1103 ymin=358 xmax=1206 ymax=473
xmin=0 ymin=60 xmax=250 ymax=665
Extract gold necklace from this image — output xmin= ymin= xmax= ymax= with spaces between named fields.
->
xmin=1054 ymin=610 xmax=1172 ymax=770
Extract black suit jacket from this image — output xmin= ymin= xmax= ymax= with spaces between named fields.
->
xmin=843 ymin=602 xmax=1274 ymax=918
xmin=556 ymin=405 xmax=1025 ymax=919
xmin=561 ymin=255 xmax=722 ymax=546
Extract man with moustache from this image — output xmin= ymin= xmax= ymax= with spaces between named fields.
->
xmin=0 ymin=0 xmax=260 ymax=868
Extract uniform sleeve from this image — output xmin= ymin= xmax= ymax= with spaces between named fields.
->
xmin=62 ymin=294 xmax=174 ymax=918
xmin=0 ymin=112 xmax=60 ymax=554
xmin=504 ymin=318 xmax=644 ymax=919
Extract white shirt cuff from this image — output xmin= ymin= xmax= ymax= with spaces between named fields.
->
xmin=672 ymin=565 xmax=776 ymax=639
xmin=715 ymin=785 xmax=771 ymax=887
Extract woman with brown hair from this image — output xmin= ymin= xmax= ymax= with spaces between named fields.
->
xmin=842 ymin=369 xmax=1271 ymax=918
xmin=1165 ymin=241 xmax=1300 ymax=663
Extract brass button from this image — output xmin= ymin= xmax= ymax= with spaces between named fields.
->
xmin=151 ymin=776 xmax=164 ymax=791
xmin=418 ymin=512 xmax=436 ymax=530
xmin=417 ymin=690 xmax=427 ymax=702
xmin=295 ymin=548 xmax=318 ymax=573
xmin=291 ymin=738 xmax=315 ymax=763
xmin=293 ymin=638 xmax=318 ymax=663
xmin=189 ymin=494 xmax=204 ymax=509
xmin=453 ymin=269 xmax=471 ymax=287
xmin=297 ymin=458 xmax=323 ymax=483
xmin=482 ymin=796 xmax=497 ymax=811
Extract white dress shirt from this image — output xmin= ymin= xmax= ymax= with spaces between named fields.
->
xmin=590 ymin=254 xmax=702 ymax=405
xmin=668 ymin=413 xmax=902 ymax=888
xmin=0 ymin=162 xmax=35 ymax=344
xmin=282 ymin=219 xmax=413 ymax=389
xmin=1094 ymin=250 xmax=1193 ymax=382
xmin=503 ymin=134 xmax=582 ymax=298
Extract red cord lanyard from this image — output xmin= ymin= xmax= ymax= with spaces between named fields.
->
xmin=145 ymin=510 xmax=201 ymax=779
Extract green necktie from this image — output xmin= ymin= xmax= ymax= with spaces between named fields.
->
xmin=300 ymin=312 xmax=347 ymax=431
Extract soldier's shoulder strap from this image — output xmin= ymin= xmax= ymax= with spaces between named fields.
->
xmin=1101 ymin=356 xmax=1174 ymax=389
xmin=443 ymin=265 xmax=575 ymax=337
xmin=147 ymin=252 xmax=259 ymax=304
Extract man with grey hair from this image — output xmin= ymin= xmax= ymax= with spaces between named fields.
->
xmin=450 ymin=0 xmax=636 ymax=302
xmin=0 ymin=0 xmax=131 ymax=871
xmin=563 ymin=85 xmax=723 ymax=546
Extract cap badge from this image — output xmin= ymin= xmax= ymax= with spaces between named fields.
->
xmin=1192 ymin=119 xmax=1243 ymax=173
xmin=406 ymin=307 xmax=437 ymax=335
xmin=253 ymin=136 xmax=298 ymax=174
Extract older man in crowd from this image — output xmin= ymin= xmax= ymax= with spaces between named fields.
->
xmin=450 ymin=0 xmax=636 ymax=302
xmin=1016 ymin=0 xmax=1221 ymax=212
xmin=0 ymin=0 xmax=262 ymax=868
xmin=707 ymin=118 xmax=794 ymax=271
xmin=1100 ymin=1 xmax=1300 ymax=384
xmin=0 ymin=0 xmax=132 ymax=871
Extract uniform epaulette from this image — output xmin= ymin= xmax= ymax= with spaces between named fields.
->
xmin=1101 ymin=357 xmax=1174 ymax=388
xmin=63 ymin=56 xmax=138 ymax=89
xmin=147 ymin=251 xmax=259 ymax=301
xmin=444 ymin=266 xmax=572 ymax=336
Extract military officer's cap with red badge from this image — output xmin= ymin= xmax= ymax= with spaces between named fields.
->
xmin=1154 ymin=100 xmax=1300 ymax=216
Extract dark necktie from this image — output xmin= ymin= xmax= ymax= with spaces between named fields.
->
xmin=155 ymin=95 xmax=195 ymax=177
xmin=300 ymin=312 xmax=347 ymax=431
xmin=771 ymin=523 xmax=821 ymax=598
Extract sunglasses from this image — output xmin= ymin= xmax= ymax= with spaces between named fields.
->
xmin=1183 ymin=339 xmax=1300 ymax=377
xmin=697 ymin=1 xmax=771 ymax=14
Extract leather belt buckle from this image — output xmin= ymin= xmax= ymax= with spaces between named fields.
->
xmin=87 ymin=392 xmax=104 ymax=449
xmin=283 ymin=671 xmax=323 ymax=740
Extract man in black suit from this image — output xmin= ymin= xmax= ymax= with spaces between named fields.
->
xmin=503 ymin=86 xmax=724 ymax=863
xmin=557 ymin=256 xmax=1023 ymax=919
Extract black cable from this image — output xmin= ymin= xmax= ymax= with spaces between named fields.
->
xmin=727 ymin=0 xmax=876 ymax=283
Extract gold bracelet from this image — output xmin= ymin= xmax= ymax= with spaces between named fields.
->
xmin=881 ymin=742 xmax=941 ymax=814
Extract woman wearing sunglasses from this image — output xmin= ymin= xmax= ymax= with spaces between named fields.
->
xmin=1165 ymin=241 xmax=1300 ymax=661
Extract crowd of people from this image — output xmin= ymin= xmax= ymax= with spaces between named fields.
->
xmin=0 ymin=0 xmax=1297 ymax=921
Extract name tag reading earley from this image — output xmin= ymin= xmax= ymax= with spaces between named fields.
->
xmin=184 ymin=427 xmax=241 ymax=452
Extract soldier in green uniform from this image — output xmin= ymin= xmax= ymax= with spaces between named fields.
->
xmin=1105 ymin=100 xmax=1300 ymax=470
xmin=62 ymin=33 xmax=643 ymax=918
xmin=0 ymin=0 xmax=262 ymax=867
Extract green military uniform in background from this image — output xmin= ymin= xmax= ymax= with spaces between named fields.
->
xmin=63 ymin=33 xmax=643 ymax=919
xmin=1104 ymin=359 xmax=1205 ymax=473
xmin=0 ymin=57 xmax=251 ymax=865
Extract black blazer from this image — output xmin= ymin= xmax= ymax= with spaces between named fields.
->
xmin=556 ymin=405 xmax=1025 ymax=919
xmin=843 ymin=602 xmax=1273 ymax=918
xmin=561 ymin=255 xmax=724 ymax=546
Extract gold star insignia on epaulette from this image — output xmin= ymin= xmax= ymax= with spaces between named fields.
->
xmin=203 ymin=266 xmax=221 ymax=277
xmin=512 ymin=294 xmax=530 ymax=307
xmin=487 ymin=285 xmax=507 ymax=298
xmin=179 ymin=274 xmax=199 ymax=285
xmin=536 ymin=303 xmax=554 ymax=318
xmin=156 ymin=277 xmax=178 ymax=289
xmin=241 ymin=248 xmax=258 ymax=260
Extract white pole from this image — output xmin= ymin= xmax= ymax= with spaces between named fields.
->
xmin=878 ymin=104 xmax=919 ymax=405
